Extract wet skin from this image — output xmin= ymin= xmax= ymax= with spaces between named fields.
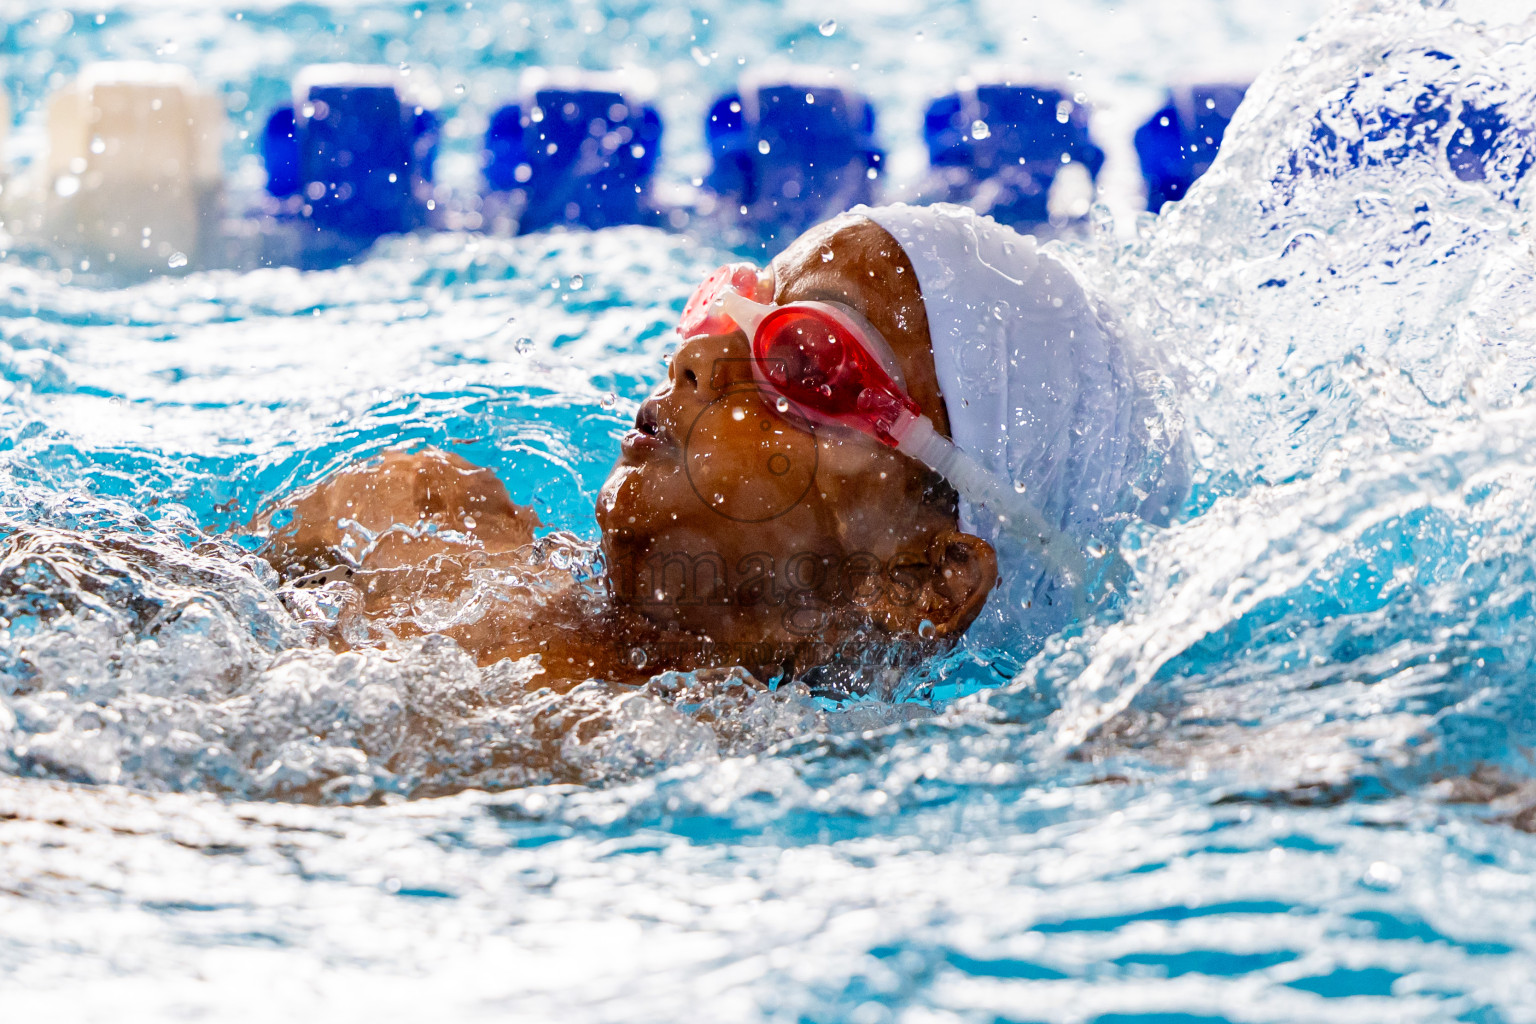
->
xmin=259 ymin=215 xmax=998 ymax=690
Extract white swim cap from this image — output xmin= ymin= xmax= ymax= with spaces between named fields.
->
xmin=854 ymin=202 xmax=1187 ymax=650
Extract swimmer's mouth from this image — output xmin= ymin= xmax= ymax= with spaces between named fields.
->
xmin=621 ymin=400 xmax=673 ymax=459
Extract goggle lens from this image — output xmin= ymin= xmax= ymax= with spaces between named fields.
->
xmin=754 ymin=307 xmax=919 ymax=446
xmin=757 ymin=309 xmax=853 ymax=402
xmin=678 ymin=266 xmax=923 ymax=448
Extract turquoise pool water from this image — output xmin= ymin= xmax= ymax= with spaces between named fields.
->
xmin=7 ymin=0 xmax=1536 ymax=1021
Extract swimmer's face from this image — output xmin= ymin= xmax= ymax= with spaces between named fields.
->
xmin=597 ymin=215 xmax=998 ymax=672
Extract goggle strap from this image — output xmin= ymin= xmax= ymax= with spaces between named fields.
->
xmin=716 ymin=290 xmax=773 ymax=339
xmin=895 ymin=415 xmax=1089 ymax=617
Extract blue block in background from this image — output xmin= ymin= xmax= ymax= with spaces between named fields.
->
xmin=259 ymin=66 xmax=437 ymax=266
xmin=261 ymin=105 xmax=301 ymax=201
xmin=703 ymin=73 xmax=883 ymax=252
xmin=916 ymin=81 xmax=1105 ymax=230
xmin=1447 ymin=98 xmax=1534 ymax=192
xmin=1276 ymin=49 xmax=1532 ymax=207
xmin=481 ymin=73 xmax=663 ymax=233
xmin=1134 ymin=83 xmax=1248 ymax=211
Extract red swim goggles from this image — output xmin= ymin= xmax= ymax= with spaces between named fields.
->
xmin=676 ymin=261 xmax=1095 ymax=605
xmin=678 ymin=262 xmax=923 ymax=448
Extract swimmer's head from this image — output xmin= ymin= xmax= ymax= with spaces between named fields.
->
xmin=597 ymin=214 xmax=997 ymax=674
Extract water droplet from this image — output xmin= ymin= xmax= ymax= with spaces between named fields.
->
xmin=569 ymin=273 xmax=585 ymax=290
xmin=713 ymin=493 xmax=726 ymax=505
xmin=758 ymin=139 xmax=771 ymax=155
xmin=971 ymin=119 xmax=991 ymax=141
xmin=89 ymin=136 xmax=105 ymax=155
xmin=167 ymin=252 xmax=188 ymax=269
xmin=918 ymin=619 xmax=937 ymax=640
xmin=1013 ymin=480 xmax=1028 ymax=494
xmin=454 ymin=83 xmax=466 ymax=95
xmin=628 ymin=647 xmax=650 ymax=670
xmin=514 ymin=336 xmax=534 ymax=354
xmin=820 ymin=247 xmax=835 ymax=262
xmin=775 ymin=397 xmax=790 ymax=413
xmin=599 ymin=391 xmax=617 ymax=409
xmin=550 ymin=548 xmax=572 ymax=571
xmin=819 ymin=18 xmax=838 ymax=36
xmin=731 ymin=407 xmax=746 ymax=421
xmin=462 ymin=515 xmax=477 ymax=529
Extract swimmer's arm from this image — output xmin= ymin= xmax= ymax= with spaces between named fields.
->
xmin=254 ymin=449 xmax=703 ymax=690
xmin=339 ymin=546 xmax=642 ymax=690
xmin=253 ymin=447 xmax=542 ymax=578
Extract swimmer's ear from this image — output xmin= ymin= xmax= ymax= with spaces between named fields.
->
xmin=886 ymin=530 xmax=997 ymax=641
xmin=928 ymin=530 xmax=998 ymax=638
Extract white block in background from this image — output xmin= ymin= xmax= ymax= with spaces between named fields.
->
xmin=43 ymin=62 xmax=224 ymax=274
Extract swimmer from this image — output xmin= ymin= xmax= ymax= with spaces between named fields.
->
xmin=257 ymin=203 xmax=1186 ymax=691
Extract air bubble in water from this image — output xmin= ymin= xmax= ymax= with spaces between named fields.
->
xmin=971 ymin=120 xmax=991 ymax=141
xmin=819 ymin=18 xmax=837 ymax=36
xmin=758 ymin=139 xmax=771 ymax=155
xmin=167 ymin=252 xmax=188 ymax=269
xmin=599 ymin=391 xmax=617 ymax=409
xmin=628 ymin=647 xmax=650 ymax=670
xmin=918 ymin=619 xmax=937 ymax=640
xmin=514 ymin=336 xmax=534 ymax=354
xmin=569 ymin=274 xmax=585 ymax=290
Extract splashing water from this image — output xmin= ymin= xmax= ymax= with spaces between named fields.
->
xmin=1046 ymin=0 xmax=1536 ymax=775
xmin=8 ymin=1 xmax=1536 ymax=1021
